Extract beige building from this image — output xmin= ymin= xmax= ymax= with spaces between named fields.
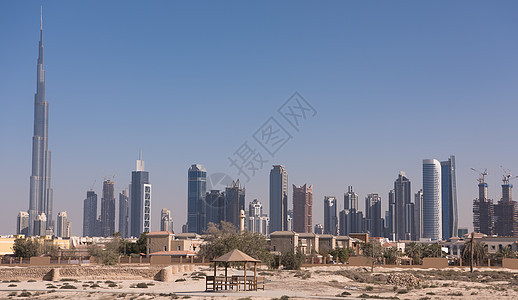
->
xmin=146 ymin=231 xmax=202 ymax=256
xmin=270 ymin=231 xmax=299 ymax=253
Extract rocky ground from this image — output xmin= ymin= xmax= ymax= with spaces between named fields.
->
xmin=1 ymin=265 xmax=518 ymax=299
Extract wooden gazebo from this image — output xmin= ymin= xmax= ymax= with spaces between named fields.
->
xmin=206 ymin=249 xmax=262 ymax=291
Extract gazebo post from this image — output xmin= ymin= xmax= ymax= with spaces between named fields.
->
xmin=244 ymin=262 xmax=247 ymax=291
xmin=213 ymin=261 xmax=217 ymax=291
xmin=254 ymin=262 xmax=257 ymax=290
xmin=225 ymin=263 xmax=228 ymax=290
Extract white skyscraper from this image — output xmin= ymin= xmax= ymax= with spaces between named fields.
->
xmin=16 ymin=212 xmax=29 ymax=236
xmin=423 ymin=159 xmax=442 ymax=240
xmin=57 ymin=211 xmax=70 ymax=238
xmin=160 ymin=208 xmax=173 ymax=232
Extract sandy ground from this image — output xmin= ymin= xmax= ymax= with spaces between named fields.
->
xmin=1 ymin=265 xmax=518 ymax=299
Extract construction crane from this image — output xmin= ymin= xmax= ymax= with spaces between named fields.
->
xmin=500 ymin=166 xmax=518 ymax=185
xmin=471 ymin=168 xmax=489 ymax=184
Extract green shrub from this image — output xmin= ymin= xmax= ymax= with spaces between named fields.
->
xmin=175 ymin=278 xmax=186 ymax=282
xmin=60 ymin=285 xmax=77 ymax=289
xmin=135 ymin=282 xmax=148 ymax=288
xmin=108 ymin=283 xmax=118 ymax=287
xmin=61 ymin=278 xmax=78 ymax=282
xmin=27 ymin=279 xmax=36 ymax=282
xmin=8 ymin=292 xmax=17 ymax=296
xmin=46 ymin=285 xmax=57 ymax=289
xmin=18 ymin=290 xmax=32 ymax=297
xmin=366 ymin=286 xmax=374 ymax=291
xmin=8 ymin=284 xmax=17 ymax=287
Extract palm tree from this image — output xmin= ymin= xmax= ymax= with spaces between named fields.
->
xmin=497 ymin=245 xmax=515 ymax=259
xmin=405 ymin=242 xmax=425 ymax=265
xmin=461 ymin=232 xmax=487 ymax=273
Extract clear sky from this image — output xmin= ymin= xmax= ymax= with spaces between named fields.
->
xmin=1 ymin=1 xmax=517 ymax=236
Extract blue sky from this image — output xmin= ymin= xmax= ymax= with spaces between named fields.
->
xmin=1 ymin=1 xmax=517 ymax=235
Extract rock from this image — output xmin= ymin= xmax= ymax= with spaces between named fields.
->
xmin=387 ymin=273 xmax=421 ymax=287
xmin=155 ymin=266 xmax=173 ymax=282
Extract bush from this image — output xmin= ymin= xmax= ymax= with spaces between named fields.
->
xmin=175 ymin=278 xmax=186 ymax=282
xmin=61 ymin=278 xmax=78 ymax=282
xmin=397 ymin=289 xmax=408 ymax=294
xmin=46 ymin=285 xmax=57 ymax=289
xmin=108 ymin=283 xmax=118 ymax=287
xmin=281 ymin=251 xmax=305 ymax=270
xmin=60 ymin=285 xmax=77 ymax=289
xmin=90 ymin=284 xmax=100 ymax=288
xmin=18 ymin=290 xmax=32 ymax=297
xmin=8 ymin=284 xmax=17 ymax=287
xmin=336 ymin=291 xmax=351 ymax=297
xmin=27 ymin=279 xmax=36 ymax=282
xmin=136 ymin=282 xmax=148 ymax=288
xmin=8 ymin=292 xmax=17 ymax=296
xmin=366 ymin=286 xmax=374 ymax=291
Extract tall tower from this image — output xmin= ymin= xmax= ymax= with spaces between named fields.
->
xmin=494 ymin=169 xmax=518 ymax=237
xmin=160 ymin=208 xmax=173 ymax=232
xmin=414 ymin=189 xmax=423 ymax=241
xmin=422 ymin=159 xmax=442 ymax=241
xmin=472 ymin=170 xmax=494 ymax=235
xmin=56 ymin=211 xmax=70 ymax=238
xmin=187 ymin=164 xmax=206 ymax=234
xmin=293 ymin=184 xmax=313 ymax=233
xmin=225 ymin=180 xmax=246 ymax=229
xmin=441 ymin=155 xmax=458 ymax=240
xmin=323 ymin=196 xmax=338 ymax=235
xmin=16 ymin=212 xmax=30 ymax=236
xmin=101 ymin=180 xmax=115 ymax=237
xmin=119 ymin=190 xmax=129 ymax=238
xmin=83 ymin=190 xmax=98 ymax=237
xmin=29 ymin=7 xmax=53 ymax=236
xmin=131 ymin=153 xmax=151 ymax=237
xmin=365 ymin=194 xmax=383 ymax=238
xmin=270 ymin=165 xmax=288 ymax=232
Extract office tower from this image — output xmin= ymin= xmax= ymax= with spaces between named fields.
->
xmin=314 ymin=223 xmax=324 ymax=234
xmin=494 ymin=173 xmax=518 ymax=237
xmin=473 ymin=173 xmax=494 ymax=235
xmin=160 ymin=208 xmax=173 ymax=232
xmin=83 ymin=190 xmax=98 ymax=237
xmin=56 ymin=211 xmax=70 ymax=238
xmin=28 ymin=9 xmax=53 ymax=236
xmin=187 ymin=164 xmax=206 ymax=234
xmin=293 ymin=184 xmax=313 ymax=233
xmin=387 ymin=189 xmax=396 ymax=240
xmin=100 ymin=180 xmax=116 ymax=237
xmin=16 ymin=212 xmax=29 ymax=236
xmin=225 ymin=180 xmax=246 ymax=229
xmin=119 ymin=190 xmax=129 ymax=238
xmin=365 ymin=194 xmax=383 ymax=238
xmin=324 ymin=196 xmax=338 ymax=235
xmin=34 ymin=213 xmax=47 ymax=236
xmin=287 ymin=210 xmax=293 ymax=231
xmin=131 ymin=154 xmax=152 ymax=237
xmin=394 ymin=172 xmax=412 ymax=240
xmin=344 ymin=186 xmax=359 ymax=210
xmin=414 ymin=189 xmax=423 ymax=240
xmin=248 ymin=199 xmax=269 ymax=235
xmin=205 ymin=190 xmax=225 ymax=227
xmin=270 ymin=165 xmax=288 ymax=232
xmin=423 ymin=159 xmax=442 ymax=241
xmin=441 ymin=155 xmax=458 ymax=240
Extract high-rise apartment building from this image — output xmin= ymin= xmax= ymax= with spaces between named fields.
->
xmin=340 ymin=186 xmax=363 ymax=236
xmin=16 ymin=212 xmax=29 ymax=236
xmin=248 ymin=199 xmax=269 ymax=236
xmin=344 ymin=186 xmax=359 ymax=211
xmin=205 ymin=190 xmax=225 ymax=227
xmin=423 ymin=159 xmax=442 ymax=241
xmin=119 ymin=190 xmax=129 ymax=238
xmin=270 ymin=165 xmax=288 ymax=232
xmin=387 ymin=189 xmax=396 ymax=240
xmin=225 ymin=180 xmax=246 ymax=229
xmin=324 ymin=196 xmax=338 ymax=235
xmin=394 ymin=172 xmax=412 ymax=241
xmin=83 ymin=190 xmax=98 ymax=237
xmin=494 ymin=174 xmax=518 ymax=237
xmin=473 ymin=174 xmax=494 ymax=235
xmin=293 ymin=184 xmax=313 ymax=233
xmin=365 ymin=193 xmax=383 ymax=238
xmin=28 ymin=10 xmax=53 ymax=236
xmin=187 ymin=164 xmax=206 ymax=234
xmin=101 ymin=180 xmax=115 ymax=237
xmin=34 ymin=213 xmax=47 ymax=236
xmin=414 ymin=189 xmax=423 ymax=241
xmin=56 ymin=211 xmax=70 ymax=238
xmin=160 ymin=208 xmax=173 ymax=232
xmin=131 ymin=154 xmax=151 ymax=237
xmin=441 ymin=155 xmax=458 ymax=240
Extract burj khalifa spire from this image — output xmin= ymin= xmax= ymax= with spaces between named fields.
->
xmin=29 ymin=7 xmax=53 ymax=236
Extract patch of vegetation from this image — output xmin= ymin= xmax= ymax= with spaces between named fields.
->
xmin=60 ymin=285 xmax=77 ymax=289
xmin=396 ymin=289 xmax=408 ymax=294
xmin=90 ymin=283 xmax=100 ymax=288
xmin=366 ymin=286 xmax=374 ymax=291
xmin=8 ymin=284 xmax=17 ymax=287
xmin=104 ymin=280 xmax=115 ymax=284
xmin=418 ymin=297 xmax=431 ymax=300
xmin=46 ymin=285 xmax=57 ymax=289
xmin=426 ymin=292 xmax=436 ymax=295
xmin=294 ymin=271 xmax=311 ymax=279
xmin=27 ymin=279 xmax=36 ymax=282
xmin=175 ymin=278 xmax=186 ymax=282
xmin=147 ymin=282 xmax=155 ymax=286
xmin=447 ymin=291 xmax=463 ymax=296
xmin=356 ymin=294 xmax=399 ymax=299
xmin=61 ymin=278 xmax=78 ymax=282
xmin=18 ymin=290 xmax=31 ymax=297
xmin=280 ymin=296 xmax=289 ymax=300
xmin=108 ymin=283 xmax=118 ymax=287
xmin=336 ymin=291 xmax=351 ymax=297
xmin=8 ymin=292 xmax=17 ymax=296
xmin=9 ymin=280 xmax=20 ymax=283
xmin=135 ymin=282 xmax=148 ymax=288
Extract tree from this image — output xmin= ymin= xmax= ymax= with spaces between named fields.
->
xmin=461 ymin=232 xmax=487 ymax=273
xmin=280 ymin=250 xmax=305 ymax=270
xmin=361 ymin=241 xmax=383 ymax=272
xmin=405 ymin=242 xmax=425 ymax=265
xmin=13 ymin=239 xmax=41 ymax=258
xmin=118 ymin=232 xmax=147 ymax=256
xmin=496 ymin=245 xmax=515 ymax=259
xmin=330 ymin=247 xmax=351 ymax=264
xmin=199 ymin=221 xmax=274 ymax=267
xmin=424 ymin=243 xmax=443 ymax=258
xmin=88 ymin=243 xmax=118 ymax=265
xmin=383 ymin=246 xmax=400 ymax=265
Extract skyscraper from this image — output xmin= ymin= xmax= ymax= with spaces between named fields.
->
xmin=187 ymin=164 xmax=206 ymax=234
xmin=16 ymin=212 xmax=29 ymax=236
xmin=270 ymin=165 xmax=288 ymax=232
xmin=248 ymin=199 xmax=269 ymax=236
xmin=365 ymin=193 xmax=383 ymax=238
xmin=387 ymin=189 xmax=396 ymax=240
xmin=205 ymin=190 xmax=225 ymax=227
xmin=441 ymin=155 xmax=458 ymax=240
xmin=473 ymin=174 xmax=494 ymax=235
xmin=394 ymin=172 xmax=411 ymax=241
xmin=225 ymin=180 xmax=246 ymax=229
xmin=101 ymin=180 xmax=115 ymax=237
xmin=160 ymin=208 xmax=173 ymax=232
xmin=341 ymin=186 xmax=362 ymax=235
xmin=414 ymin=189 xmax=423 ymax=241
xmin=83 ymin=190 xmax=98 ymax=237
xmin=344 ymin=186 xmax=359 ymax=211
xmin=34 ymin=213 xmax=47 ymax=236
xmin=28 ymin=8 xmax=53 ymax=236
xmin=494 ymin=172 xmax=518 ymax=237
xmin=293 ymin=184 xmax=313 ymax=233
xmin=323 ymin=196 xmax=338 ymax=235
xmin=423 ymin=159 xmax=442 ymax=241
xmin=56 ymin=211 xmax=70 ymax=238
xmin=119 ymin=190 xmax=129 ymax=238
xmin=131 ymin=154 xmax=151 ymax=237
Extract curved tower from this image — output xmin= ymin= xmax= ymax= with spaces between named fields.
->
xmin=29 ymin=8 xmax=53 ymax=236
xmin=422 ymin=159 xmax=442 ymax=240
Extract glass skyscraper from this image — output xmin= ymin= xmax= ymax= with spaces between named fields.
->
xmin=130 ymin=154 xmax=151 ymax=237
xmin=323 ymin=196 xmax=337 ymax=235
xmin=441 ymin=155 xmax=458 ymax=240
xmin=423 ymin=159 xmax=442 ymax=241
xmin=83 ymin=190 xmax=97 ymax=237
xmin=187 ymin=164 xmax=206 ymax=234
xmin=269 ymin=165 xmax=288 ymax=232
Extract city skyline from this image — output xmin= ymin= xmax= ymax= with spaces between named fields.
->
xmin=1 ymin=2 xmax=518 ymax=235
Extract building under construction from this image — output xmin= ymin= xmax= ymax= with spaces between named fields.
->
xmin=494 ymin=170 xmax=518 ymax=237
xmin=472 ymin=169 xmax=494 ymax=235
